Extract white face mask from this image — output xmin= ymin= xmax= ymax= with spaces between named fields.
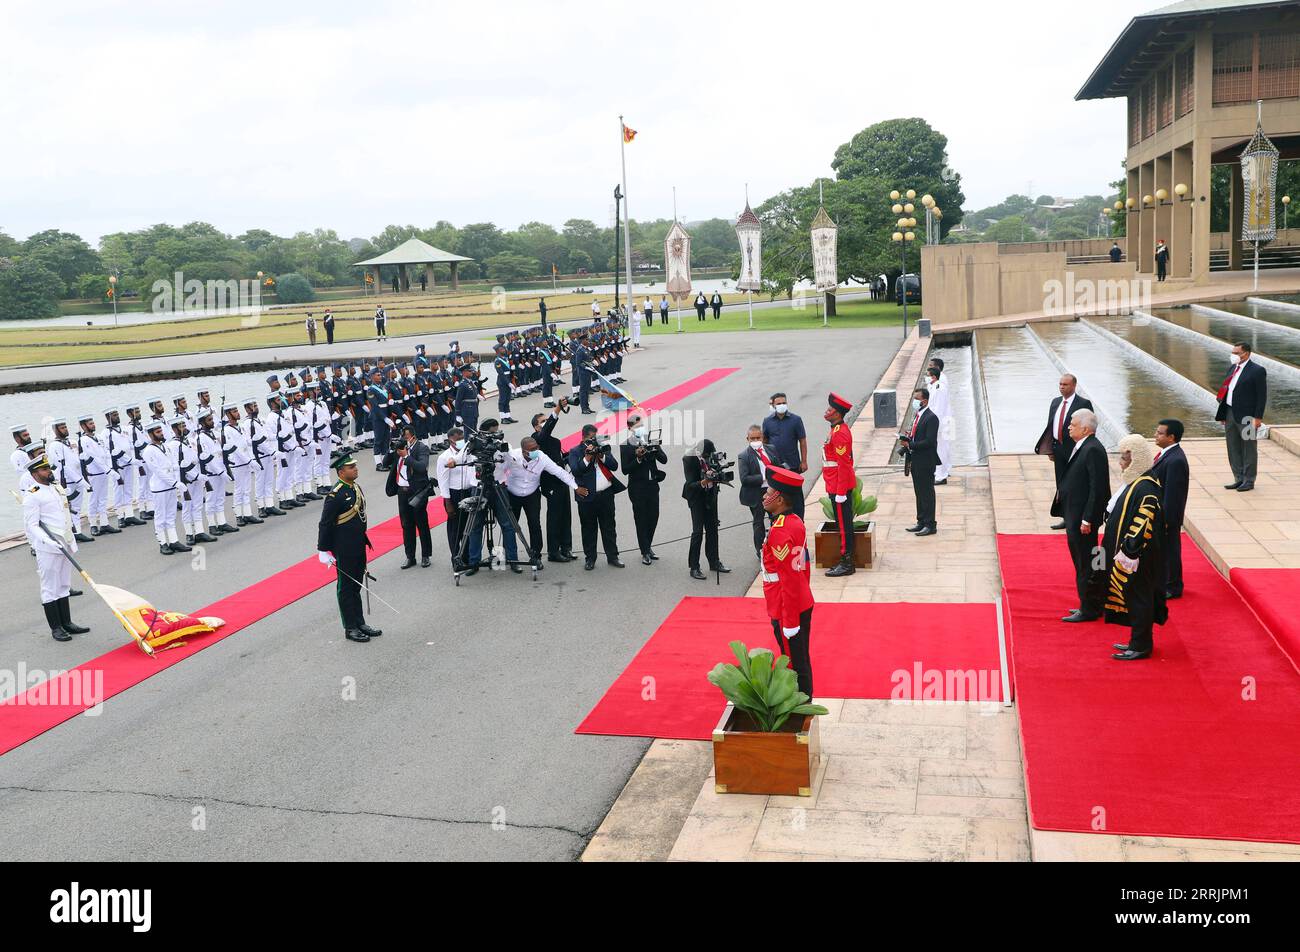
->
xmin=912 ymin=399 xmax=923 ymax=411
xmin=1230 ymin=353 xmax=1242 ymax=365
xmin=453 ymin=440 xmax=466 ymax=451
xmin=527 ymin=449 xmax=540 ymax=460
xmin=749 ymin=440 xmax=763 ymax=450
xmin=633 ymin=426 xmax=648 ymax=439
xmin=773 ymin=404 xmax=788 ymax=415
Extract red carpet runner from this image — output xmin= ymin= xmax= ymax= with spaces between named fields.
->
xmin=0 ymin=368 xmax=739 ymax=757
xmin=999 ymin=533 xmax=1300 ymax=844
xmin=576 ymin=597 xmax=1002 ymax=741
xmin=1228 ymin=567 xmax=1300 ymax=677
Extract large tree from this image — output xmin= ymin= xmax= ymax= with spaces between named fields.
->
xmin=21 ymin=229 xmax=102 ymax=296
xmin=0 ymin=258 xmax=64 ymax=320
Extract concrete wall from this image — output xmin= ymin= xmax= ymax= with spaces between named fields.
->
xmin=998 ymin=237 xmax=1126 ymax=258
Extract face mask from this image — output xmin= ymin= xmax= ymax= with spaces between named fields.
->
xmin=634 ymin=426 xmax=648 ymax=439
xmin=750 ymin=440 xmax=763 ymax=450
xmin=528 ymin=449 xmax=540 ymax=461
xmin=912 ymin=399 xmax=923 ymax=411
xmin=454 ymin=440 xmax=466 ymax=451
xmin=774 ymin=404 xmax=788 ymax=415
xmin=1230 ymin=353 xmax=1242 ymax=365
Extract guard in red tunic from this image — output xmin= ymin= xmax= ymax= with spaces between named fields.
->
xmin=822 ymin=391 xmax=856 ymax=577
xmin=761 ymin=465 xmax=816 ymax=698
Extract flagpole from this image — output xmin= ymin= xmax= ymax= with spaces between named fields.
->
xmin=619 ymin=114 xmax=633 ymax=318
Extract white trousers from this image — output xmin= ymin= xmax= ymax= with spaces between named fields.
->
xmin=936 ymin=415 xmax=953 ymax=481
xmin=182 ymin=483 xmax=205 ymax=532
xmin=116 ymin=467 xmax=135 ymax=516
xmin=276 ymin=455 xmax=294 ymax=498
xmin=204 ymin=472 xmax=227 ymax=522
xmin=151 ymin=487 xmax=177 ymax=542
xmin=631 ymin=322 xmax=641 ymax=345
xmin=64 ymin=479 xmax=85 ymax=520
xmin=87 ymin=473 xmax=109 ymax=525
xmin=232 ymin=464 xmax=253 ymax=513
xmin=312 ymin=443 xmax=329 ymax=483
xmin=294 ymin=448 xmax=312 ymax=491
xmin=36 ymin=547 xmax=72 ymax=603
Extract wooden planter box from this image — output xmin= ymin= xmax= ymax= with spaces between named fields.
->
xmin=712 ymin=702 xmax=821 ymax=797
xmin=814 ymin=521 xmax=874 ymax=568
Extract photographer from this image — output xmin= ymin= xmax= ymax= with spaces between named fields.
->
xmin=464 ymin=419 xmax=523 ymax=574
xmin=532 ymin=398 xmax=575 ymax=562
xmin=738 ymin=424 xmax=780 ymax=559
xmin=385 ymin=425 xmax=433 ymax=569
xmin=435 ymin=427 xmax=480 ymax=570
xmin=497 ymin=435 xmax=586 ymax=564
xmin=620 ymin=411 xmax=666 ymax=565
xmin=568 ymin=424 xmax=625 ymax=569
xmin=682 ymin=438 xmax=732 ymax=580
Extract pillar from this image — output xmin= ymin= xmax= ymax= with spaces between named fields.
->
xmin=1156 ymin=151 xmax=1173 ymax=272
xmin=1192 ymin=27 xmax=1215 ymax=283
xmin=399 ymin=263 xmax=409 ymax=291
xmin=424 ymin=262 xmax=435 ymax=290
xmin=1230 ymin=162 xmax=1244 ymax=271
xmin=1127 ymin=165 xmax=1142 ymax=269
xmin=1172 ymin=145 xmax=1194 ymax=278
xmin=450 ymin=261 xmax=460 ymax=290
xmin=371 ymin=266 xmax=382 ymax=294
xmin=1139 ymin=162 xmax=1156 ymax=274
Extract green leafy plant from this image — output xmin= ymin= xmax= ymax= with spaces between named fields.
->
xmin=707 ymin=641 xmax=829 ymax=733
xmin=820 ymin=475 xmax=877 ymax=531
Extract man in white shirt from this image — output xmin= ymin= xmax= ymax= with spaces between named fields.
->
xmin=196 ymin=408 xmax=235 ymax=536
xmin=496 ymin=435 xmax=583 ymax=564
xmin=22 ymin=456 xmax=90 ymax=642
xmin=630 ymin=300 xmax=643 ymax=348
xmin=925 ymin=366 xmax=953 ymax=485
xmin=266 ymin=393 xmax=298 ymax=511
xmin=436 ymin=427 xmax=480 ymax=569
xmin=10 ymin=424 xmax=31 ymax=481
xmin=222 ymin=403 xmax=262 ymax=527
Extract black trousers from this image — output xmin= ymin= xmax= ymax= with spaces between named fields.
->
xmin=326 ymin=324 xmax=334 ymax=344
xmin=688 ymin=495 xmax=720 ymax=569
xmin=1128 ymin=621 xmax=1154 ymax=653
xmin=712 ymin=305 xmax=721 ymax=319
xmin=335 ymin=554 xmax=366 ymax=631
xmin=831 ymin=494 xmax=854 ymax=558
xmin=1165 ymin=523 xmax=1183 ymax=595
xmin=542 ymin=481 xmax=573 ymax=556
xmin=376 ymin=319 xmax=386 ymax=339
xmin=660 ymin=310 xmax=668 ymax=325
xmin=630 ymin=486 xmax=660 ymax=555
xmin=509 ymin=489 xmax=544 ymax=557
xmin=1066 ymin=525 xmax=1106 ymax=617
xmin=749 ymin=504 xmax=768 ymax=554
xmin=444 ymin=488 xmax=474 ymax=560
xmin=397 ymin=489 xmax=432 ymax=560
xmin=772 ymin=607 xmax=814 ymax=699
xmin=578 ymin=490 xmax=619 ymax=561
xmin=696 ymin=306 xmax=706 ymax=321
xmin=912 ymin=462 xmax=937 ymax=528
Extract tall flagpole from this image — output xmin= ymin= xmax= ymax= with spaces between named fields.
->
xmin=619 ymin=114 xmax=633 ymax=317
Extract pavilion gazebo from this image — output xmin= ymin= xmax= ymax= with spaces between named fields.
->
xmin=354 ymin=238 xmax=474 ymax=292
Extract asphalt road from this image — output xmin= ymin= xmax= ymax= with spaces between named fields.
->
xmin=0 ymin=327 xmax=900 ymax=861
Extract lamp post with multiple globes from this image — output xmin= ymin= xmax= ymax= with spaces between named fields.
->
xmin=108 ymin=273 xmax=118 ymax=327
xmin=888 ymin=188 xmax=923 ymax=338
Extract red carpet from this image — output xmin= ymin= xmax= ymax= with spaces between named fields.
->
xmin=0 ymin=368 xmax=738 ymax=757
xmin=1229 ymin=568 xmax=1300 ymax=677
xmin=575 ymin=597 xmax=1003 ymax=741
xmin=999 ymin=533 xmax=1300 ymax=844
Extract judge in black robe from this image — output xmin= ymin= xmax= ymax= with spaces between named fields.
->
xmin=1102 ymin=435 xmax=1168 ymax=660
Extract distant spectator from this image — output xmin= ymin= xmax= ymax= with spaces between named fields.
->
xmin=1109 ymin=242 xmax=1123 ymax=263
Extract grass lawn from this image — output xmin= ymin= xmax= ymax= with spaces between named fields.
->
xmin=0 ymin=290 xmax=916 ymax=367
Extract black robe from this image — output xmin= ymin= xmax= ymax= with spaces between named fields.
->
xmin=1102 ymin=472 xmax=1169 ymax=631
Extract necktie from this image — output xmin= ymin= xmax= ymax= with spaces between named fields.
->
xmin=397 ymin=457 xmax=406 ymax=484
xmin=1154 ymin=450 xmax=1163 ymax=464
xmin=909 ymin=410 xmax=922 ymax=439
xmin=1057 ymin=398 xmax=1068 ymax=440
xmin=598 ymin=459 xmax=613 ymax=483
xmin=1218 ymin=364 xmax=1241 ymax=402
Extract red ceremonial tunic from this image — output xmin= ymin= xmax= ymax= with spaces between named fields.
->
xmin=761 ymin=513 xmax=815 ymax=628
xmin=822 ymin=422 xmax=855 ymax=495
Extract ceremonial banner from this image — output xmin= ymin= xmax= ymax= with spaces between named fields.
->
xmin=811 ymin=205 xmax=838 ymax=291
xmin=1242 ymin=117 xmax=1280 ymax=243
xmin=735 ymin=203 xmax=762 ymax=291
xmin=664 ymin=221 xmax=693 ymax=302
xmin=96 ymin=583 xmax=226 ymax=652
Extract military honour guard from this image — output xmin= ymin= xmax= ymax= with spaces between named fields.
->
xmin=23 ymin=455 xmax=91 ymax=642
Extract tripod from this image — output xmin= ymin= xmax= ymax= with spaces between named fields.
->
xmin=452 ymin=470 xmax=539 ymax=585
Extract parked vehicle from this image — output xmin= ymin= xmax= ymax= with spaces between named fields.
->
xmin=894 ymin=273 xmax=921 ymax=305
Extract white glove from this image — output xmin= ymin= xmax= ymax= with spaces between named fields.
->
xmin=782 ymin=626 xmax=801 ymax=639
xmin=1115 ymin=552 xmax=1139 ymax=573
xmin=318 ymin=551 xmax=336 ymax=566
xmin=834 ymin=494 xmax=847 ymax=504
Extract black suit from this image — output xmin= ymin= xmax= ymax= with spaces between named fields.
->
xmin=739 ymin=444 xmax=780 ymax=553
xmin=385 ymin=440 xmax=432 ymax=561
xmin=1054 ymin=435 xmax=1110 ymax=617
xmin=906 ymin=408 xmax=940 ymax=529
xmin=1150 ymin=442 xmax=1189 ymax=596
xmin=621 ymin=439 xmax=666 ymax=557
xmin=1037 ymin=394 xmax=1095 ymax=503
xmin=683 ymin=454 xmax=723 ymax=570
xmin=569 ymin=443 xmax=623 ymax=562
xmin=534 ymin=413 xmax=572 ymax=557
xmin=1215 ymin=359 xmax=1267 ymax=486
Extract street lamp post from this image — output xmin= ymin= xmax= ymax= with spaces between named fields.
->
xmin=108 ymin=273 xmax=118 ymax=327
xmin=889 ymin=189 xmax=924 ymax=338
xmin=1284 ymin=194 xmax=1291 ymax=233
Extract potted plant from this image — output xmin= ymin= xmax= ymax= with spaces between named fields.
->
xmin=707 ymin=641 xmax=829 ymax=796
xmin=814 ymin=475 xmax=876 ymax=568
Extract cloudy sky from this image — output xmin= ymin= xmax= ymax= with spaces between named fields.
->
xmin=1 ymin=0 xmax=1142 ymax=245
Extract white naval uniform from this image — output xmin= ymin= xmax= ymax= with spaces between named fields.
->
xmin=78 ymin=430 xmax=113 ymax=528
xmin=243 ymin=415 xmax=273 ymax=509
xmin=23 ymin=482 xmax=76 ymax=603
xmin=631 ymin=307 xmax=642 ymax=346
xmin=311 ymin=400 xmax=332 ymax=487
xmin=223 ymin=420 xmax=255 ymax=516
xmin=269 ymin=409 xmax=295 ymax=500
xmin=10 ymin=447 xmax=28 ymax=480
xmin=107 ymin=424 xmax=136 ymax=518
xmin=129 ymin=422 xmax=149 ymax=509
xmin=170 ymin=436 xmax=204 ymax=535
xmin=142 ymin=440 xmax=179 ymax=543
xmin=196 ymin=427 xmax=227 ymax=526
xmin=291 ymin=405 xmax=312 ymax=495
xmin=928 ymin=375 xmax=954 ymax=482
xmin=50 ymin=437 xmax=86 ymax=528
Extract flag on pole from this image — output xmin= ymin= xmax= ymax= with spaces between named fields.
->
xmin=95 ymin=584 xmax=226 ymax=652
xmin=590 ymin=367 xmax=638 ymax=412
xmin=622 ymin=123 xmax=637 ymax=143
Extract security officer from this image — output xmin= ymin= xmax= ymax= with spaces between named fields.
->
xmin=318 ymin=451 xmax=382 ymax=643
xmin=823 ymin=392 xmax=857 ymax=578
xmin=125 ymin=403 xmax=151 ymax=519
xmin=22 ymin=456 xmax=90 ymax=642
xmin=197 ymin=407 xmax=236 ymax=534
xmin=761 ymin=465 xmax=816 ymax=698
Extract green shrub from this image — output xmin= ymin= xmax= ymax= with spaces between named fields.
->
xmin=274 ymin=272 xmax=315 ymax=304
xmin=707 ymin=641 xmax=828 ymax=733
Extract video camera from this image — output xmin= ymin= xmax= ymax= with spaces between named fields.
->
xmin=703 ymin=450 xmax=736 ymax=485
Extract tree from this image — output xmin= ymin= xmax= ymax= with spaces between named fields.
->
xmin=274 ymin=272 xmax=315 ymax=304
xmin=0 ymin=258 xmax=64 ymax=320
xmin=0 ymin=229 xmax=19 ymax=258
xmin=458 ymin=223 xmax=508 ymax=266
xmin=985 ymin=216 xmax=1037 ymax=243
xmin=21 ymin=230 xmax=102 ymax=296
xmin=1035 ymin=194 xmax=1056 ymax=207
xmin=484 ymin=252 xmax=540 ymax=282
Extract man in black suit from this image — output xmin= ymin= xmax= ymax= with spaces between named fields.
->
xmin=1216 ymin=341 xmax=1268 ymax=492
xmin=738 ymin=424 xmax=781 ymax=557
xmin=569 ymin=424 xmax=625 ymax=570
xmin=620 ymin=411 xmax=667 ymax=565
xmin=1056 ymin=409 xmax=1110 ymax=623
xmin=683 ymin=439 xmax=732 ymax=579
xmin=1036 ymin=373 xmax=1094 ymax=529
xmin=1152 ymin=418 xmax=1189 ymax=599
xmin=385 ymin=425 xmax=433 ymax=568
xmin=532 ymin=399 xmax=574 ymax=562
xmin=899 ymin=389 xmax=940 ymax=536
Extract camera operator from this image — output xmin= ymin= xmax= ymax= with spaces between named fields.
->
xmin=497 ymin=435 xmax=586 ymax=564
xmin=531 ymin=397 xmax=575 ymax=562
xmin=568 ymin=424 xmax=625 ymax=569
xmin=682 ymin=438 xmax=733 ymax=580
xmin=385 ymin=425 xmax=433 ymax=569
xmin=436 ymin=427 xmax=480 ymax=570
xmin=739 ymin=424 xmax=780 ymax=559
xmin=464 ymin=419 xmax=523 ymax=574
xmin=620 ymin=411 xmax=666 ymax=565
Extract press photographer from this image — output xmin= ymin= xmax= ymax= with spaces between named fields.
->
xmin=569 ymin=424 xmax=624 ymax=569
xmin=620 ymin=411 xmax=667 ymax=565
xmin=497 ymin=434 xmax=586 ymax=564
xmin=385 ymin=425 xmax=433 ymax=569
xmin=532 ymin=397 xmax=575 ymax=562
xmin=682 ymin=438 xmax=733 ymax=580
xmin=436 ymin=428 xmax=477 ymax=568
xmin=459 ymin=419 xmax=524 ymax=574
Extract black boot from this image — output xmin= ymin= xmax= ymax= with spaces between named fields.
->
xmin=193 ymin=531 xmax=218 ymax=543
xmin=236 ymin=515 xmax=248 ymax=527
xmin=74 ymin=531 xmax=93 ymax=543
xmin=159 ymin=542 xmax=175 ymax=555
xmin=171 ymin=539 xmax=193 ymax=553
xmin=263 ymin=505 xmax=287 ymax=516
xmin=825 ymin=556 xmax=856 ymax=578
xmin=99 ymin=522 xmax=121 ymax=535
xmin=58 ymin=597 xmax=89 ymax=635
xmin=245 ymin=513 xmax=264 ymax=524
xmin=45 ymin=602 xmax=71 ymax=642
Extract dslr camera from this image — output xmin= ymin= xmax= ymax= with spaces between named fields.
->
xmin=583 ymin=434 xmax=611 ymax=456
xmin=704 ymin=450 xmax=735 ymax=484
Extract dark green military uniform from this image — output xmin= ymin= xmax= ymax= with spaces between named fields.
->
xmin=318 ymin=471 xmax=371 ymax=633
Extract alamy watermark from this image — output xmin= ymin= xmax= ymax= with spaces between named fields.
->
xmin=151 ymin=271 xmax=263 ymax=323
xmin=1043 ymin=272 xmax=1151 ymax=317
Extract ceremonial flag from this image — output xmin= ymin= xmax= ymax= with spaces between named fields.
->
xmin=590 ymin=367 xmax=638 ymax=412
xmin=622 ymin=123 xmax=637 ymax=143
xmin=811 ymin=205 xmax=839 ymax=291
xmin=735 ymin=202 xmax=763 ymax=292
xmin=664 ymin=221 xmax=693 ymax=302
xmin=95 ymin=584 xmax=226 ymax=652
